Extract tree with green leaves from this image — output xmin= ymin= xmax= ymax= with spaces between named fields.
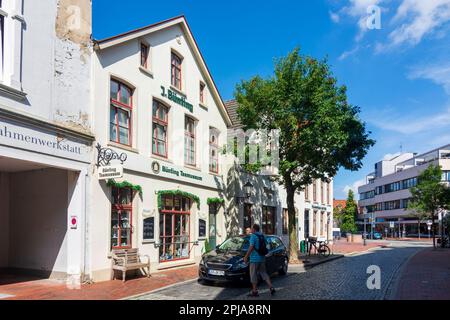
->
xmin=340 ymin=190 xmax=358 ymax=234
xmin=408 ymin=164 xmax=450 ymax=248
xmin=235 ymin=48 xmax=374 ymax=261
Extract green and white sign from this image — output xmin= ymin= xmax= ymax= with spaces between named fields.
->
xmin=161 ymin=85 xmax=193 ymax=113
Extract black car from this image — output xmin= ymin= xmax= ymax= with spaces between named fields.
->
xmin=198 ymin=235 xmax=289 ymax=283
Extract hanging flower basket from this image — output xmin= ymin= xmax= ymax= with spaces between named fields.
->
xmin=106 ymin=179 xmax=143 ymax=196
xmin=207 ymin=197 xmax=225 ymax=206
xmin=157 ymin=190 xmax=200 ymax=209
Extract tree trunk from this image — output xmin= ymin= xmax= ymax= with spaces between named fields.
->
xmin=285 ymin=173 xmax=299 ymax=263
xmin=418 ymin=221 xmax=420 ymax=239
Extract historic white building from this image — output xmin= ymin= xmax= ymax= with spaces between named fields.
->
xmin=358 ymin=144 xmax=450 ymax=237
xmin=0 ymin=0 xmax=93 ymax=284
xmin=89 ymin=16 xmax=232 ymax=281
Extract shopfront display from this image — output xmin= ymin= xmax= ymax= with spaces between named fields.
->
xmin=159 ymin=195 xmax=191 ymax=262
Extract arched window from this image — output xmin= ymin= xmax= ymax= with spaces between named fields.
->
xmin=110 ymin=79 xmax=133 ymax=146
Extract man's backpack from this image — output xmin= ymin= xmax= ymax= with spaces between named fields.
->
xmin=255 ymin=234 xmax=268 ymax=256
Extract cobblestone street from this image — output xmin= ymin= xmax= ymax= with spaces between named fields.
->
xmin=130 ymin=241 xmax=430 ymax=300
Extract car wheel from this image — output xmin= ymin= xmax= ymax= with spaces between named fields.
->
xmin=279 ymin=257 xmax=288 ymax=275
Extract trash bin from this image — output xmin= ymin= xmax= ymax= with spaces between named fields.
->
xmin=300 ymin=240 xmax=306 ymax=253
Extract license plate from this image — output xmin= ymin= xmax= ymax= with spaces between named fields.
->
xmin=208 ymin=269 xmax=225 ymax=276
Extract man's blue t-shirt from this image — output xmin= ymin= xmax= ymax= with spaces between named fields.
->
xmin=249 ymin=232 xmax=266 ymax=263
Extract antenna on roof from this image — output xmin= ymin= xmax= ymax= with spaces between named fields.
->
xmin=399 ymin=143 xmax=403 ymax=153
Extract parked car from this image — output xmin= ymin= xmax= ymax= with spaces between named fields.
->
xmin=198 ymin=235 xmax=289 ymax=284
xmin=372 ymin=232 xmax=383 ymax=240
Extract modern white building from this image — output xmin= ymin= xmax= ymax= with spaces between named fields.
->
xmin=358 ymin=144 xmax=450 ymax=237
xmin=89 ymin=16 xmax=232 ymax=281
xmin=0 ymin=0 xmax=93 ymax=284
xmin=224 ymin=100 xmax=333 ymax=247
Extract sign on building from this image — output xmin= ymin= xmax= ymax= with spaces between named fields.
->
xmin=98 ymin=165 xmax=123 ymax=180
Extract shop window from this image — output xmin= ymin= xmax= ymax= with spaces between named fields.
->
xmin=171 ymin=51 xmax=182 ymax=90
xmin=143 ymin=217 xmax=154 ymax=241
xmin=152 ymin=100 xmax=169 ymax=157
xmin=111 ymin=187 xmax=133 ymax=249
xmin=184 ymin=116 xmax=196 ymax=166
xmin=209 ymin=128 xmax=219 ymax=173
xmin=199 ymin=219 xmax=206 ymax=238
xmin=262 ymin=206 xmax=276 ymax=235
xmin=110 ymin=79 xmax=133 ymax=146
xmin=282 ymin=208 xmax=288 ymax=235
xmin=199 ymin=81 xmax=206 ymax=104
xmin=159 ymin=195 xmax=191 ymax=262
xmin=140 ymin=42 xmax=149 ymax=69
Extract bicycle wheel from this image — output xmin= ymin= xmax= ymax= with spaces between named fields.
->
xmin=319 ymin=244 xmax=331 ymax=257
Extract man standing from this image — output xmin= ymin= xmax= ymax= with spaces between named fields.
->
xmin=243 ymin=224 xmax=276 ymax=297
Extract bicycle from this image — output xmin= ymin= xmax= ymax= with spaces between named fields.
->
xmin=307 ymin=237 xmax=331 ymax=257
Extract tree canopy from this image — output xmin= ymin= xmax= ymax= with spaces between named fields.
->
xmin=235 ymin=48 xmax=374 ymax=260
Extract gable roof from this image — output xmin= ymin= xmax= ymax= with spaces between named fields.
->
xmin=224 ymin=99 xmax=243 ymax=129
xmin=93 ymin=15 xmax=232 ymax=126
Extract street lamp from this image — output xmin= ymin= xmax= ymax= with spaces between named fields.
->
xmin=243 ymin=181 xmax=253 ymax=198
xmin=236 ymin=180 xmax=253 ymax=203
xmin=363 ymin=207 xmax=368 ymax=246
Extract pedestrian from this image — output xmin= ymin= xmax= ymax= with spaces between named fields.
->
xmin=245 ymin=227 xmax=252 ymax=235
xmin=243 ymin=224 xmax=276 ymax=297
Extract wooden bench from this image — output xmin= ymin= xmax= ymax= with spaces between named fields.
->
xmin=110 ymin=248 xmax=150 ymax=282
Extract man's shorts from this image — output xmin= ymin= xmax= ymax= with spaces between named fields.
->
xmin=249 ymin=261 xmax=270 ymax=284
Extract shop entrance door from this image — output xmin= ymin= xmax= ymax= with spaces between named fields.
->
xmin=208 ymin=204 xmax=218 ymax=248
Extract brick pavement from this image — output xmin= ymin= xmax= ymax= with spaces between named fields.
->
xmin=393 ymin=247 xmax=450 ymax=300
xmin=0 ymin=265 xmax=198 ymax=300
xmin=330 ymin=239 xmax=385 ymax=254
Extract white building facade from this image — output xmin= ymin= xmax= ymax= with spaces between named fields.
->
xmin=0 ymin=0 xmax=93 ymax=284
xmin=89 ymin=16 xmax=232 ymax=281
xmin=358 ymin=145 xmax=450 ymax=237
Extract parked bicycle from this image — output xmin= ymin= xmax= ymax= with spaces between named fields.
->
xmin=307 ymin=236 xmax=331 ymax=257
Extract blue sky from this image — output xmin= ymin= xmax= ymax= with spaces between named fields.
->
xmin=93 ymin=0 xmax=450 ymax=200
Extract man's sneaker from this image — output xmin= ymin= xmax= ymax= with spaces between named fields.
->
xmin=270 ymin=287 xmax=276 ymax=295
xmin=247 ymin=290 xmax=259 ymax=297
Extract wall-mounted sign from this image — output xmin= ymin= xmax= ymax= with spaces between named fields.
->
xmin=199 ymin=219 xmax=206 ymax=238
xmin=151 ymin=161 xmax=160 ymax=174
xmin=161 ymin=86 xmax=193 ymax=113
xmin=0 ymin=119 xmax=90 ymax=163
xmin=98 ymin=165 xmax=123 ymax=180
xmin=143 ymin=217 xmax=155 ymax=240
xmin=312 ymin=204 xmax=327 ymax=211
xmin=389 ymin=221 xmax=395 ymax=228
xmin=70 ymin=216 xmax=78 ymax=229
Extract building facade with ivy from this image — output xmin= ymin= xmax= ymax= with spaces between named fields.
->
xmin=89 ymin=16 xmax=232 ymax=281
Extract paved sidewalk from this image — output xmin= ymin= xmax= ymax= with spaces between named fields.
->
xmin=330 ymin=239 xmax=385 ymax=254
xmin=0 ymin=265 xmax=198 ymax=300
xmin=393 ymin=247 xmax=450 ymax=300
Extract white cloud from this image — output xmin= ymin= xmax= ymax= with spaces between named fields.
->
xmin=340 ymin=0 xmax=384 ymax=41
xmin=330 ymin=11 xmax=340 ymax=23
xmin=343 ymin=178 xmax=366 ymax=197
xmin=408 ymin=63 xmax=450 ymax=95
xmin=377 ymin=0 xmax=450 ymax=52
xmin=338 ymin=45 xmax=360 ymax=60
xmin=368 ymin=107 xmax=450 ymax=134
